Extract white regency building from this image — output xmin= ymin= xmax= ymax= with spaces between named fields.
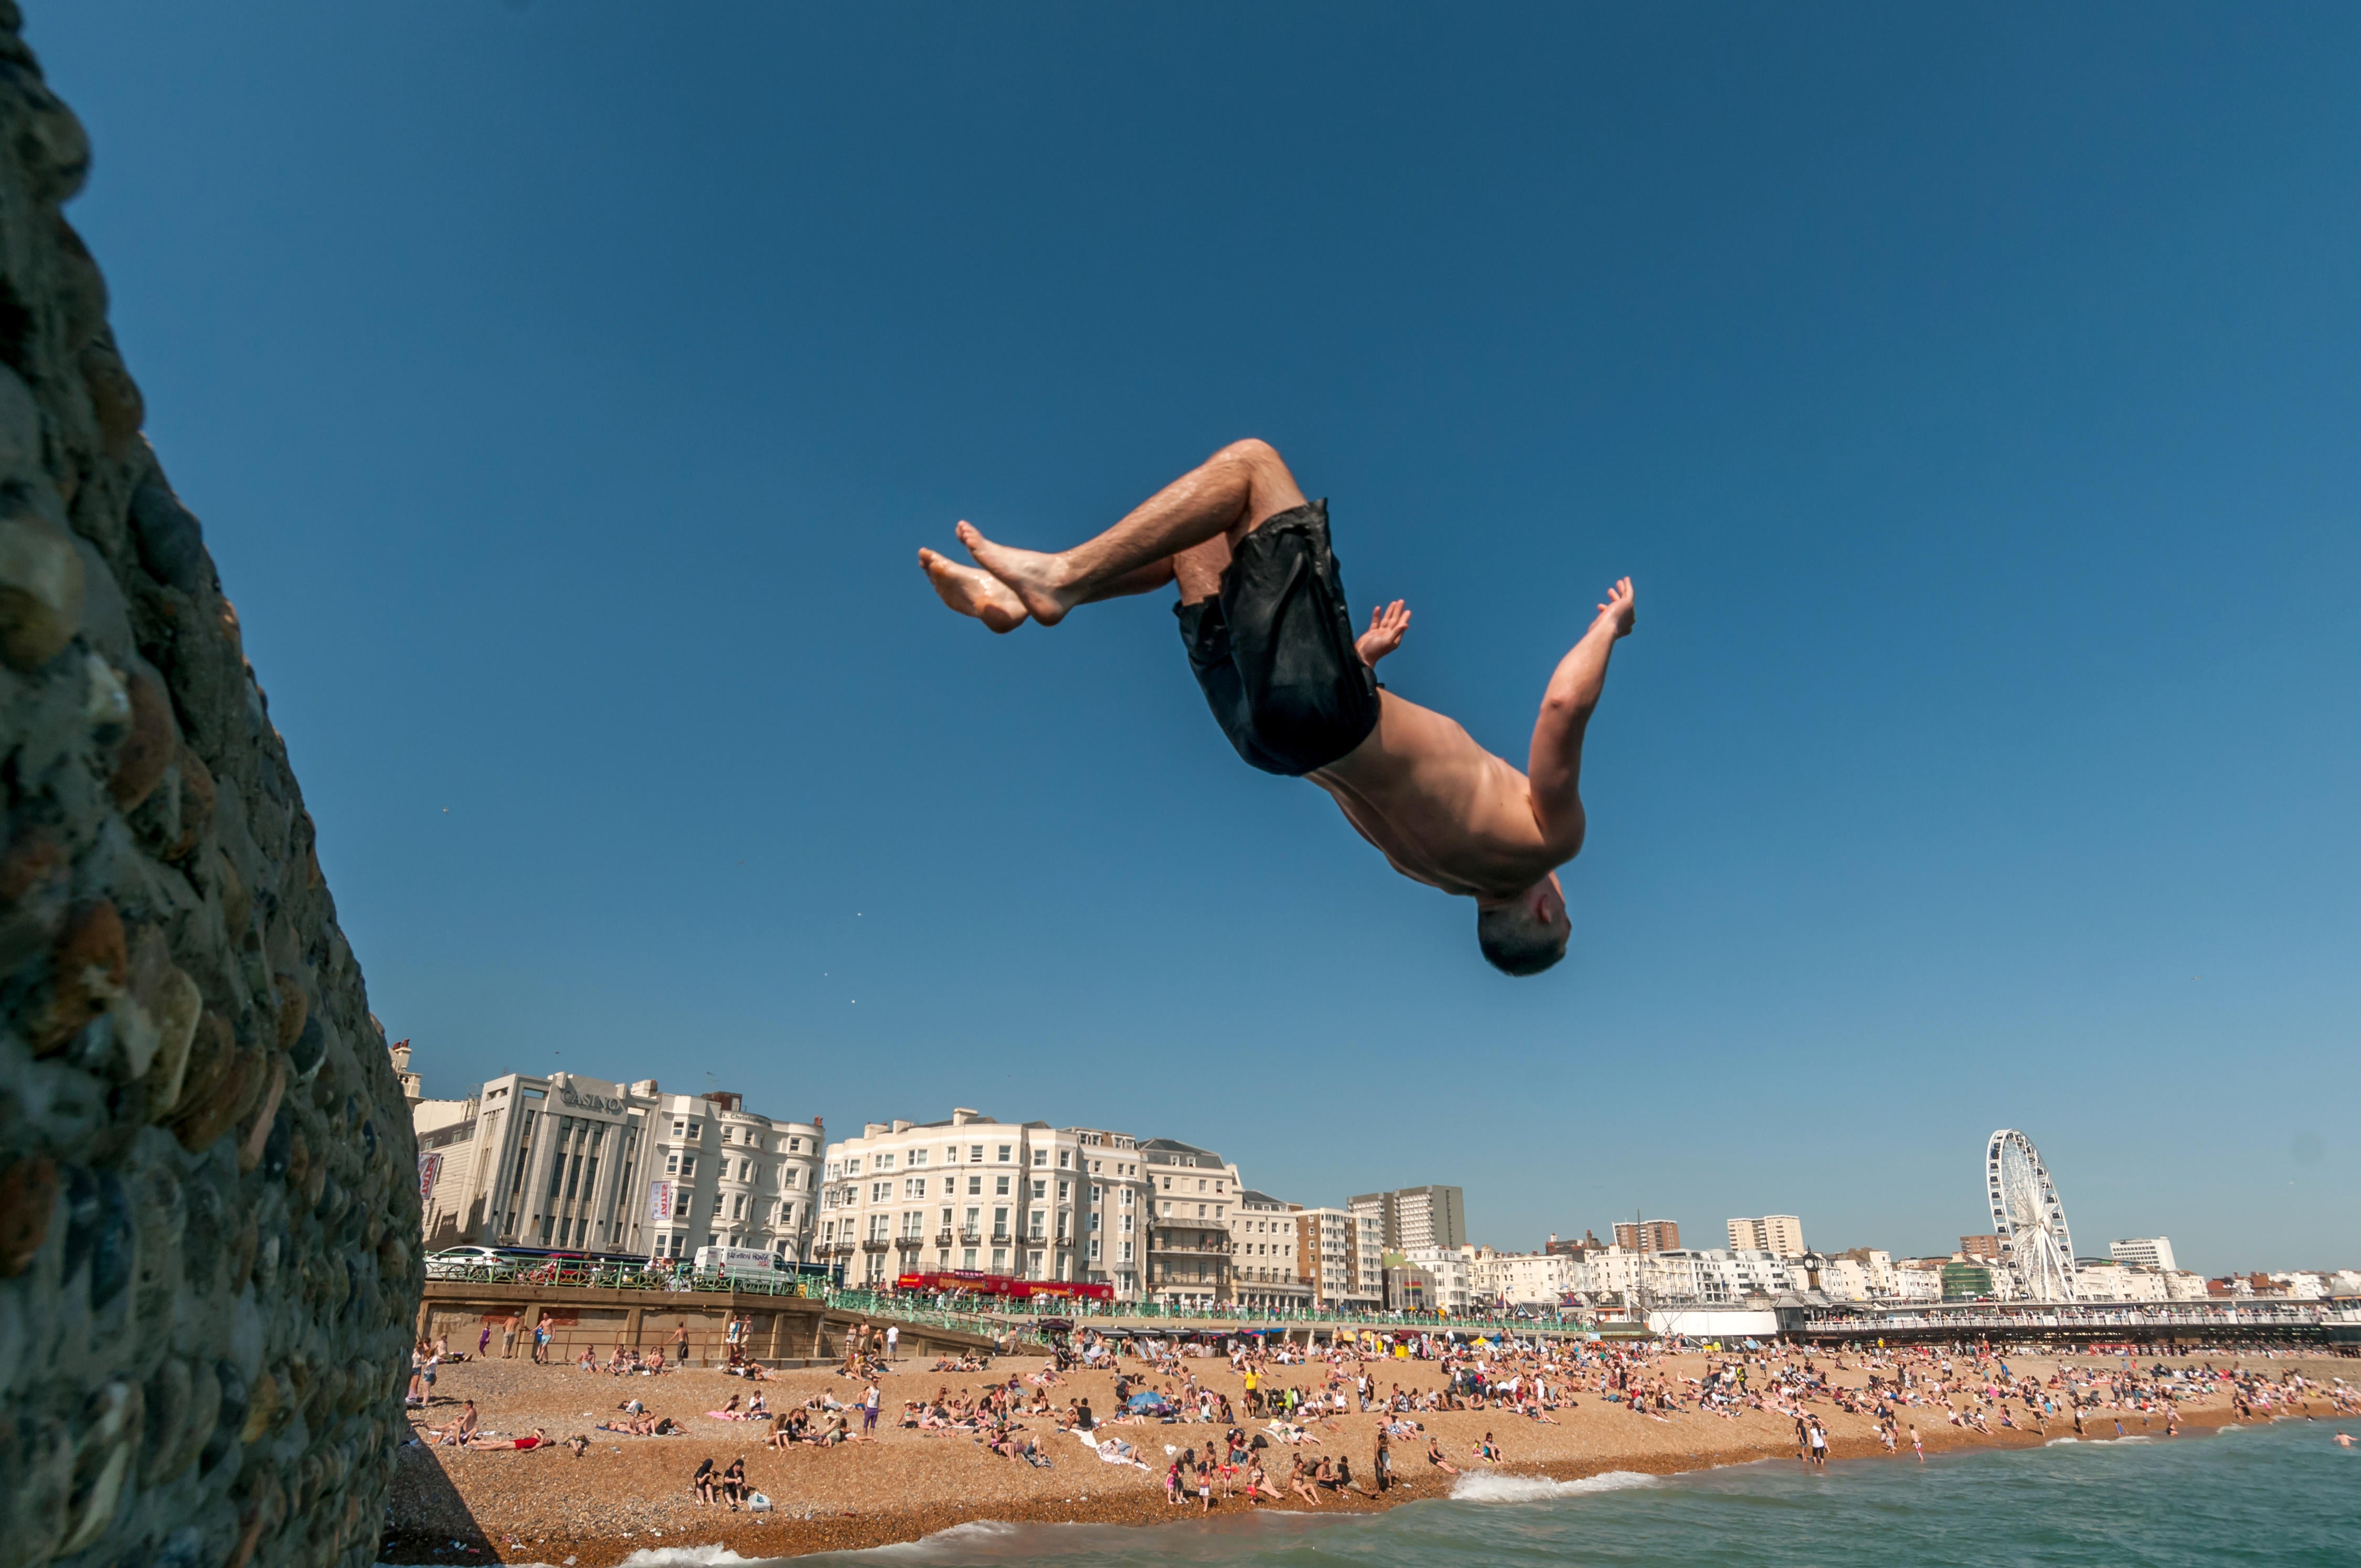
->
xmin=1230 ymin=1189 xmax=1312 ymax=1311
xmin=412 ymin=1072 xmax=822 ymax=1262
xmin=817 ymin=1111 xmax=1154 ymax=1299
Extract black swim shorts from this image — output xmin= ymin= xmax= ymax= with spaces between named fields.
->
xmin=1175 ymin=499 xmax=1381 ymax=776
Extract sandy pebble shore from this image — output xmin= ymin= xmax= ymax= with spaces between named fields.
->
xmin=381 ymin=1345 xmax=2344 ymax=1565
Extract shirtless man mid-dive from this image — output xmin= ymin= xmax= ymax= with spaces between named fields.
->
xmin=919 ymin=439 xmax=1634 ymax=976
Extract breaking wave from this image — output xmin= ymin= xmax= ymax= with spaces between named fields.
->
xmin=1450 ymin=1469 xmax=1657 ymax=1502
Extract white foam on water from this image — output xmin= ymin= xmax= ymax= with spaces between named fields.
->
xmin=615 ymin=1546 xmax=763 ymax=1567
xmin=2045 ymin=1437 xmax=2081 ymax=1445
xmin=1451 ymin=1469 xmax=1656 ymax=1503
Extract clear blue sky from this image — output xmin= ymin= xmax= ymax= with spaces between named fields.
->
xmin=37 ymin=4 xmax=2359 ymax=1276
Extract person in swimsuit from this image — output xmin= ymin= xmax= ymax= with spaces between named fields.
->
xmin=920 ymin=439 xmax=1635 ymax=975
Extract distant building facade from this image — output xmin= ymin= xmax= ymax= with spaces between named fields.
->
xmin=2109 ymin=1236 xmax=2177 ymax=1274
xmin=1298 ymin=1206 xmax=1384 ymax=1311
xmin=817 ymin=1110 xmax=1151 ymax=1297
xmin=1349 ymin=1185 xmax=1466 ymax=1252
xmin=1959 ymin=1233 xmax=2002 ymax=1262
xmin=1613 ymin=1218 xmax=1681 ymax=1253
xmin=1230 ymin=1190 xmax=1311 ymax=1311
xmin=1726 ymin=1215 xmax=1806 ymax=1257
xmin=1142 ymin=1138 xmax=1241 ymax=1307
xmin=1470 ymin=1246 xmax=1583 ymax=1306
xmin=413 ymin=1072 xmax=821 ymax=1262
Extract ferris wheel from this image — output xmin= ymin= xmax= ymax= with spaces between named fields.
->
xmin=1985 ymin=1129 xmax=2078 ymax=1302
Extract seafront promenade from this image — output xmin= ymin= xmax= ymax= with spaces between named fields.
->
xmin=418 ymin=1262 xmax=2361 ymax=1365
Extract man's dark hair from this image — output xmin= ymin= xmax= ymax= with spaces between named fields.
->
xmin=1476 ymin=904 xmax=1567 ymax=977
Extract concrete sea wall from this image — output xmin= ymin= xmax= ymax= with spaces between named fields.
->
xmin=0 ymin=7 xmax=421 ymax=1566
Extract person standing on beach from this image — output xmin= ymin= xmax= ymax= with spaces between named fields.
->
xmin=501 ymin=1318 xmax=518 ymax=1360
xmin=862 ymin=1382 xmax=881 ymax=1436
xmin=886 ymin=1324 xmax=899 ymax=1361
xmin=673 ymin=1321 xmax=691 ymax=1367
xmin=1910 ymin=1425 xmax=1923 ymax=1463
xmin=1809 ymin=1418 xmax=1828 ymax=1469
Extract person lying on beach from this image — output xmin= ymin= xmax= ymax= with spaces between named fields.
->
xmin=562 ymin=1434 xmax=591 ymax=1458
xmin=921 ymin=440 xmax=1636 ymax=976
xmin=469 ymin=1427 xmax=550 ymax=1451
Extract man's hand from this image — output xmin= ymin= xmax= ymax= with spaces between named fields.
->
xmin=1356 ymin=600 xmax=1412 ymax=667
xmin=1594 ymin=577 xmax=1635 ymax=639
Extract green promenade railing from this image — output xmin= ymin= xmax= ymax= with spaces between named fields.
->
xmin=426 ymin=1261 xmax=1597 ymax=1341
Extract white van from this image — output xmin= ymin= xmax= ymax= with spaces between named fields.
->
xmin=693 ymin=1245 xmax=780 ymax=1279
xmin=425 ymin=1245 xmax=507 ymax=1278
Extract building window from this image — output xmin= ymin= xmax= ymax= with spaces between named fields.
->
xmin=679 ymin=1157 xmax=696 ymax=1179
xmin=969 ymin=1145 xmax=983 ymax=1163
xmin=991 ymin=1248 xmax=1007 ymax=1271
xmin=877 ymin=1153 xmax=895 ymax=1171
xmin=995 ymin=1175 xmax=1011 ymax=1196
xmin=1032 ymin=1149 xmax=1047 ymax=1167
xmin=910 ymin=1148 xmax=927 ymax=1167
xmin=962 ymin=1248 xmax=978 ymax=1270
xmin=1031 ymin=1180 xmax=1046 ymax=1199
xmin=1059 ymin=1150 xmax=1071 ymax=1168
xmin=666 ymin=1153 xmax=679 ymax=1175
xmin=997 ymin=1145 xmax=1013 ymax=1163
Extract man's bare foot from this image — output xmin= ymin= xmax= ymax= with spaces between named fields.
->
xmin=919 ymin=547 xmax=1029 ymax=634
xmin=956 ymin=520 xmax=1078 ymax=626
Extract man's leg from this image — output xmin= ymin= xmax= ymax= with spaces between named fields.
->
xmin=922 ymin=439 xmax=1306 ymax=628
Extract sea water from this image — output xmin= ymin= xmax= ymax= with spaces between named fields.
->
xmin=597 ymin=1418 xmax=2359 ymax=1568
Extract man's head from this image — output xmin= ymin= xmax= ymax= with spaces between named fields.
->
xmin=1476 ymin=875 xmax=1569 ymax=976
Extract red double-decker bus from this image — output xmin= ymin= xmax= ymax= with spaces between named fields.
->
xmin=893 ymin=1270 xmax=1113 ymax=1303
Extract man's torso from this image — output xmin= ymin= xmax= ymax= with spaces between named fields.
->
xmin=1311 ymin=691 xmax=1565 ymax=899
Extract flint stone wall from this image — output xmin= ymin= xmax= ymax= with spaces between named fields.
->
xmin=0 ymin=9 xmax=422 ymax=1566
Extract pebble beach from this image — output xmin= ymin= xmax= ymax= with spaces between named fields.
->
xmin=379 ymin=1342 xmax=2343 ymax=1564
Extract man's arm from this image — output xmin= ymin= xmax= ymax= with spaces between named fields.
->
xmin=1525 ymin=578 xmax=1635 ymax=854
